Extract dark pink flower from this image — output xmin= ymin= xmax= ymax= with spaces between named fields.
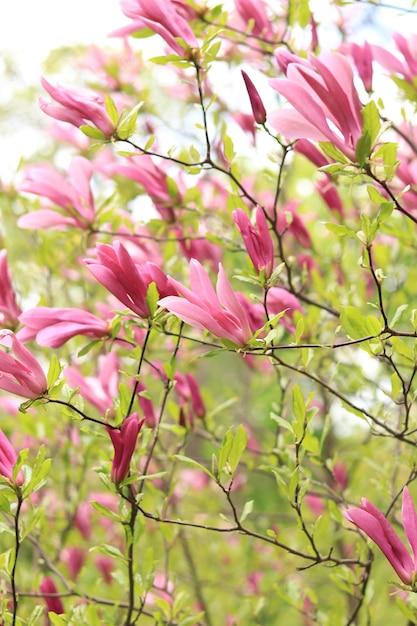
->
xmin=266 ymin=288 xmax=303 ymax=333
xmin=107 ymin=413 xmax=145 ymax=483
xmin=241 ymin=71 xmax=267 ymax=125
xmin=0 ymin=251 xmax=21 ymax=329
xmin=0 ymin=331 xmax=48 ymax=399
xmin=18 ymin=307 xmax=109 ymax=348
xmin=233 ymin=206 xmax=274 ymax=278
xmin=344 ymin=486 xmax=417 ymax=585
xmin=0 ymin=428 xmax=24 ymax=486
xmin=39 ymin=77 xmax=117 ymax=138
xmin=159 ymin=259 xmax=254 ymax=347
xmin=39 ymin=577 xmax=65 ymax=615
xmin=269 ymin=51 xmax=363 ymax=161
xmin=85 ymin=241 xmax=176 ymax=318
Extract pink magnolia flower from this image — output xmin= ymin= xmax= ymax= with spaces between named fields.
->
xmin=113 ymin=0 xmax=199 ymax=56
xmin=158 ymin=259 xmax=254 ymax=347
xmin=18 ymin=307 xmax=109 ymax=348
xmin=372 ymin=33 xmax=417 ymax=87
xmin=85 ymin=241 xmax=176 ymax=318
xmin=176 ymin=225 xmax=223 ymax=270
xmin=95 ymin=554 xmax=114 ymax=584
xmin=17 ymin=157 xmax=96 ymax=231
xmin=266 ymin=287 xmax=303 ymax=333
xmin=276 ymin=202 xmax=312 ymax=249
xmin=241 ymin=71 xmax=267 ymax=125
xmin=39 ymin=77 xmax=117 ymax=138
xmin=344 ymin=486 xmax=417 ymax=585
xmin=39 ymin=577 xmax=65 ymax=615
xmin=64 ymin=353 xmax=120 ymax=417
xmin=0 ymin=428 xmax=24 ymax=486
xmin=0 ymin=330 xmax=48 ymax=399
xmin=173 ymin=371 xmax=205 ymax=426
xmin=136 ymin=381 xmax=157 ymax=428
xmin=233 ymin=206 xmax=274 ymax=278
xmin=61 ymin=546 xmax=86 ymax=580
xmin=349 ymin=41 xmax=373 ymax=92
xmin=107 ymin=413 xmax=145 ymax=483
xmin=98 ymin=153 xmax=184 ymax=223
xmin=0 ymin=251 xmax=22 ymax=329
xmin=234 ymin=0 xmax=273 ymax=39
xmin=269 ymin=50 xmax=363 ymax=161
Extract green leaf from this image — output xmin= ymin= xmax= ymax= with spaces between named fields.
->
xmin=105 ymin=94 xmax=119 ymax=126
xmin=48 ymin=613 xmax=67 ymax=626
xmin=341 ymin=307 xmax=364 ymax=340
xmin=223 ymin=133 xmax=235 ymax=163
xmin=80 ymin=125 xmax=106 ymax=140
xmin=145 ymin=281 xmax=160 ymax=317
xmin=240 ymin=500 xmax=254 ymax=523
xmin=292 ymin=385 xmax=305 ymax=439
xmin=355 ymin=132 xmax=371 ymax=167
xmin=174 ymin=455 xmax=215 ymax=480
xmin=217 ymin=429 xmax=233 ymax=476
xmin=116 ymin=101 xmax=143 ymax=140
xmin=228 ymin=424 xmax=248 ymax=474
xmin=361 ymin=100 xmax=381 ymax=147
xmin=325 ymin=222 xmax=358 ymax=239
xmin=47 ymin=355 xmax=62 ymax=388
xmin=318 ymin=142 xmax=350 ymax=163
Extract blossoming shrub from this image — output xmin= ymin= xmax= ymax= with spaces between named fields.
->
xmin=1 ymin=0 xmax=417 ymax=624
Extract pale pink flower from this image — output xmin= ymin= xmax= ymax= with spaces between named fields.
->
xmin=64 ymin=353 xmax=120 ymax=417
xmin=18 ymin=307 xmax=109 ymax=348
xmin=98 ymin=153 xmax=183 ymax=223
xmin=39 ymin=77 xmax=117 ymax=138
xmin=234 ymin=0 xmax=273 ymax=39
xmin=0 ymin=428 xmax=24 ymax=486
xmin=107 ymin=413 xmax=145 ymax=483
xmin=113 ymin=0 xmax=199 ymax=56
xmin=85 ymin=241 xmax=176 ymax=318
xmin=158 ymin=259 xmax=254 ymax=347
xmin=17 ymin=157 xmax=96 ymax=231
xmin=349 ymin=41 xmax=373 ymax=92
xmin=0 ymin=251 xmax=22 ymax=329
xmin=233 ymin=206 xmax=274 ymax=278
xmin=47 ymin=121 xmax=91 ymax=150
xmin=344 ymin=486 xmax=417 ymax=585
xmin=0 ymin=330 xmax=48 ymax=399
xmin=269 ymin=50 xmax=363 ymax=161
xmin=372 ymin=33 xmax=417 ymax=86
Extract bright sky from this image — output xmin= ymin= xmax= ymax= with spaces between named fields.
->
xmin=0 ymin=1 xmax=124 ymax=181
xmin=1 ymin=1 xmax=122 ymax=66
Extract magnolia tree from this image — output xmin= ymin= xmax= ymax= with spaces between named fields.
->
xmin=2 ymin=0 xmax=417 ymax=624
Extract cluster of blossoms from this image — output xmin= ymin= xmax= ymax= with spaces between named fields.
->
xmin=3 ymin=0 xmax=417 ymax=623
